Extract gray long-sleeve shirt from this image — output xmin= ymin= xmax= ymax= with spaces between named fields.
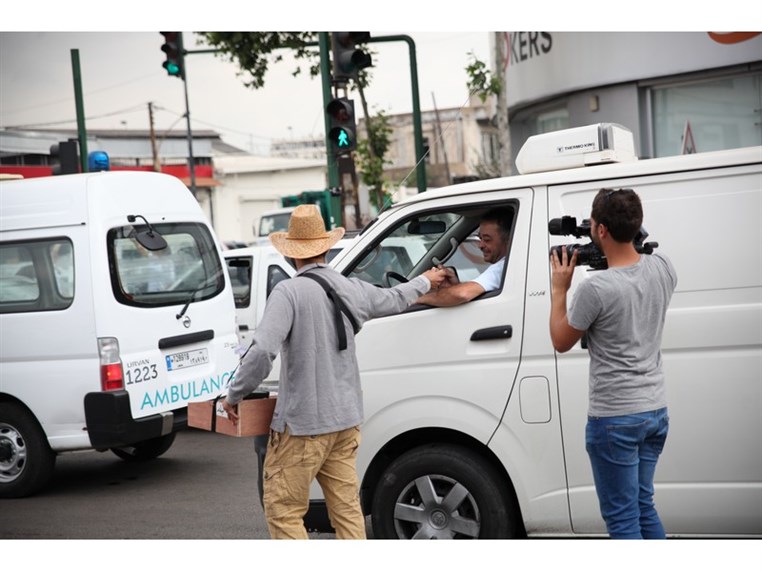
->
xmin=226 ymin=263 xmax=431 ymax=435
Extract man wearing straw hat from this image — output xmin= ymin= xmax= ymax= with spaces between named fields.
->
xmin=223 ymin=204 xmax=446 ymax=539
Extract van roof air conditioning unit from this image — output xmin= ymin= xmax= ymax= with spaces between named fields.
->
xmin=515 ymin=123 xmax=638 ymax=175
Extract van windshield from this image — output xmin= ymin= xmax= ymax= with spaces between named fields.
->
xmin=108 ymin=222 xmax=225 ymax=308
xmin=259 ymin=213 xmax=291 ymax=236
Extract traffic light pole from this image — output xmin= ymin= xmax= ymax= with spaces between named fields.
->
xmin=366 ymin=35 xmax=426 ymax=193
xmin=319 ymin=33 xmax=340 ymax=190
xmin=315 ymin=34 xmax=427 ymax=194
xmin=70 ymin=49 xmax=88 ymax=172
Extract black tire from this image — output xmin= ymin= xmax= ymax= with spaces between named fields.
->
xmin=110 ymin=432 xmax=176 ymax=462
xmin=0 ymin=402 xmax=56 ymax=498
xmin=371 ymin=444 xmax=519 ymax=539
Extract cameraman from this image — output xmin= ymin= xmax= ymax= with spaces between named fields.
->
xmin=549 ymin=188 xmax=677 ymax=539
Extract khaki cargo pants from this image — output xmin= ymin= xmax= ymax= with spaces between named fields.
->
xmin=262 ymin=425 xmax=366 ymax=539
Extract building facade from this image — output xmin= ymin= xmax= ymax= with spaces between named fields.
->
xmin=358 ymin=95 xmax=496 ymax=190
xmin=501 ymin=32 xmax=762 ymax=161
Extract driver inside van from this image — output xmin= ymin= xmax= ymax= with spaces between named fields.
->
xmin=416 ymin=207 xmax=511 ymax=307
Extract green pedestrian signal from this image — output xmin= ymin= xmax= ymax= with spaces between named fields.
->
xmin=326 ymin=98 xmax=357 ymax=156
xmin=337 ymin=129 xmax=350 ymax=148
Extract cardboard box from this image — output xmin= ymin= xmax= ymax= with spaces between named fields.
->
xmin=188 ymin=393 xmax=276 ymax=437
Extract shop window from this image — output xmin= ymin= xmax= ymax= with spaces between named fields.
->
xmin=651 ymin=72 xmax=762 ymax=157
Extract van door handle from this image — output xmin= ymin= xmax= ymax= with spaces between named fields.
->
xmin=470 ymin=325 xmax=512 ymax=341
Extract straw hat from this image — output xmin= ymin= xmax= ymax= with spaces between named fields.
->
xmin=269 ymin=204 xmax=345 ymax=259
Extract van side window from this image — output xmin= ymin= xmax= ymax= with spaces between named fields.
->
xmin=0 ymin=238 xmax=74 ymax=313
xmin=345 ymin=206 xmax=513 ymax=290
xmin=267 ymin=265 xmax=290 ymax=297
xmin=225 ymin=257 xmax=253 ymax=309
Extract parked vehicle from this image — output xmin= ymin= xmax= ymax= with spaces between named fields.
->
xmin=252 ymin=207 xmax=296 ymax=245
xmin=0 ymin=171 xmax=239 ymax=498
xmin=223 ymin=244 xmax=295 ymax=349
xmin=282 ymin=123 xmax=761 ymax=538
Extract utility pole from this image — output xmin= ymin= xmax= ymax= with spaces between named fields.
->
xmin=148 ymin=102 xmax=160 ymax=172
xmin=495 ymin=32 xmax=512 ymax=176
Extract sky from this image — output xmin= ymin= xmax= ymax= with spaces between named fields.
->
xmin=0 ymin=31 xmax=492 ymax=154
xmin=1 ymin=4 xmax=753 ymax=155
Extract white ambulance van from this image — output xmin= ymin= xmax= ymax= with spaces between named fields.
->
xmin=301 ymin=124 xmax=762 ymax=538
xmin=0 ymin=171 xmax=239 ymax=498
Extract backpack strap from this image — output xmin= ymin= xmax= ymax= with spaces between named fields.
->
xmin=300 ymin=271 xmax=359 ymax=351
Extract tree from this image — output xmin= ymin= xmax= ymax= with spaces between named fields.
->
xmin=465 ymin=32 xmax=512 ymax=177
xmin=355 ymin=106 xmax=392 ymax=212
xmin=197 ymin=32 xmax=384 ymax=220
xmin=197 ymin=32 xmax=321 ymax=88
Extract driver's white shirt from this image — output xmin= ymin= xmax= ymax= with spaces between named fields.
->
xmin=471 ymin=257 xmax=505 ymax=292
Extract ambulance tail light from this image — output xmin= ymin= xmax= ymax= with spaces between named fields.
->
xmin=98 ymin=337 xmax=124 ymax=391
xmin=515 ymin=123 xmax=638 ymax=175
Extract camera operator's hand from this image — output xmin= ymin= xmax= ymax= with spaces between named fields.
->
xmin=550 ymin=246 xmax=578 ymax=295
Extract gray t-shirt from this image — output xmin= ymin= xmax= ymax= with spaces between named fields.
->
xmin=568 ymin=252 xmax=677 ymax=417
xmin=226 ymin=263 xmax=431 ymax=435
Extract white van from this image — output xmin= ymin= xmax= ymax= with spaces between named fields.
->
xmin=0 ymin=171 xmax=239 ymax=498
xmin=296 ymin=124 xmax=761 ymax=538
xmin=251 ymin=207 xmax=296 ymax=245
xmin=223 ymin=244 xmax=294 ymax=349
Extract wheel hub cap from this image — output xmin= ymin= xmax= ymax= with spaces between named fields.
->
xmin=430 ymin=509 xmax=448 ymax=529
xmin=0 ymin=424 xmax=26 ymax=483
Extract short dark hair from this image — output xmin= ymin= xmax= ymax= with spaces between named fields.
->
xmin=591 ymin=188 xmax=642 ymax=242
xmin=480 ymin=207 xmax=513 ymax=242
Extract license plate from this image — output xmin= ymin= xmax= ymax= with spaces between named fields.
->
xmin=165 ymin=348 xmax=209 ymax=371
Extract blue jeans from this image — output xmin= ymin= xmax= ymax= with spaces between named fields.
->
xmin=586 ymin=407 xmax=669 ymax=539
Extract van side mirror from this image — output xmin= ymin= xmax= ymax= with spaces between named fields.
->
xmin=127 ymin=214 xmax=168 ymax=251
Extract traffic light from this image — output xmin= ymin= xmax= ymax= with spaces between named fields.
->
xmin=50 ymin=141 xmax=79 ymax=175
xmin=326 ymin=97 xmax=357 ymax=156
xmin=160 ymin=32 xmax=185 ymax=79
xmin=331 ymin=32 xmax=372 ymax=81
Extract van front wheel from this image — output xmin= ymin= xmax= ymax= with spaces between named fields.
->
xmin=111 ymin=432 xmax=176 ymax=462
xmin=371 ymin=444 xmax=518 ymax=539
xmin=0 ymin=403 xmax=56 ymax=498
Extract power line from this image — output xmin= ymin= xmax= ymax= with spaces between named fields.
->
xmin=6 ymin=104 xmax=148 ymax=129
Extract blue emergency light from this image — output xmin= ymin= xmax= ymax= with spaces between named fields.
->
xmin=88 ymin=151 xmax=110 ymax=172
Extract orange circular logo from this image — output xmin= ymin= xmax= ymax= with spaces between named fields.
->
xmin=707 ymin=32 xmax=761 ymax=44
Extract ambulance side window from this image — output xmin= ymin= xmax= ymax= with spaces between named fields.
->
xmin=0 ymin=238 xmax=74 ymax=313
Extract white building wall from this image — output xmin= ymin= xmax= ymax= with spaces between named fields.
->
xmin=211 ymin=156 xmax=327 ymax=243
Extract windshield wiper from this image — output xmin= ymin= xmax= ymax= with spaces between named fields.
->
xmin=176 ymin=269 xmax=223 ymax=320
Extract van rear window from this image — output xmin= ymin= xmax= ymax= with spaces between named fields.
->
xmin=108 ymin=222 xmax=225 ymax=308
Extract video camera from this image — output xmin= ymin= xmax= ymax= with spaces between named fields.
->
xmin=548 ymin=216 xmax=659 ymax=270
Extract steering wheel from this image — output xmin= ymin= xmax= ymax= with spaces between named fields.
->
xmin=383 ymin=271 xmax=409 ymax=287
